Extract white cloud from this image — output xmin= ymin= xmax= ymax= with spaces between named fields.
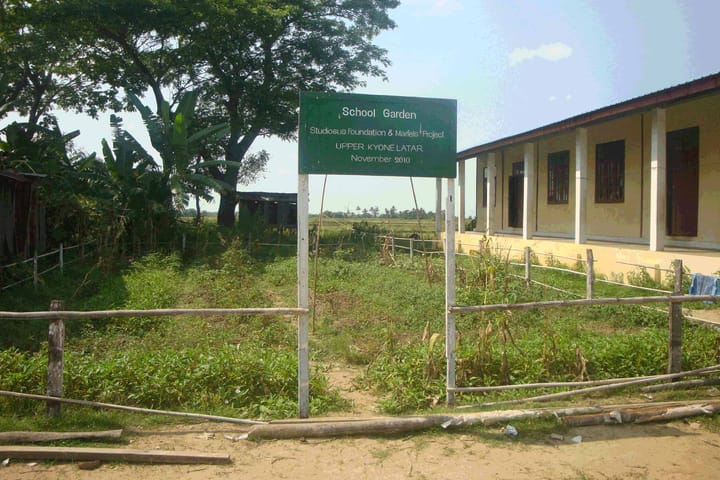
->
xmin=549 ymin=96 xmax=557 ymax=102
xmin=509 ymin=42 xmax=573 ymax=66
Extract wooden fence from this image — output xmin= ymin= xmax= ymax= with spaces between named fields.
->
xmin=446 ymin=255 xmax=720 ymax=405
xmin=0 ymin=301 xmax=306 ymax=420
xmin=0 ymin=241 xmax=95 ymax=291
xmin=376 ymin=234 xmax=720 ymax=406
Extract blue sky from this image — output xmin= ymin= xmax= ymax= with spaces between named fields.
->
xmin=43 ymin=0 xmax=720 ymax=214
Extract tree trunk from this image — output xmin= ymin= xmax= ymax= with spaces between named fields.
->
xmin=217 ymin=193 xmax=237 ymax=227
xmin=194 ymin=194 xmax=201 ymax=224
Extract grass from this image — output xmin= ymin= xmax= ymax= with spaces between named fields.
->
xmin=1 ymin=222 xmax=719 ymax=434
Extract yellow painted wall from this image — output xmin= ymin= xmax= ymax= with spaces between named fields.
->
xmin=585 ymin=115 xmax=644 ymax=239
xmin=468 ymin=92 xmax=720 ymax=248
xmin=536 ymin=132 xmax=575 ymax=235
xmin=665 ymin=95 xmax=720 ymax=244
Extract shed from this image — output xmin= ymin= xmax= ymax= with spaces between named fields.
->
xmin=236 ymin=192 xmax=297 ymax=229
xmin=0 ymin=171 xmax=46 ymax=259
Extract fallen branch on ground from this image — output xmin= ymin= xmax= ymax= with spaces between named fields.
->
xmin=0 ymin=446 xmax=231 ymax=464
xmin=247 ymin=400 xmax=720 ymax=439
xmin=460 ymin=365 xmax=720 ymax=409
xmin=0 ymin=430 xmax=122 ymax=443
xmin=564 ymin=401 xmax=720 ymax=427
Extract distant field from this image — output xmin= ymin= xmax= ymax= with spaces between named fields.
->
xmin=312 ymin=216 xmax=437 ymax=237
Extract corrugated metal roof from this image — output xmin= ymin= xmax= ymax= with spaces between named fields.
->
xmin=457 ymin=71 xmax=720 ymax=160
xmin=0 ymin=171 xmax=47 ymax=182
xmin=236 ymin=192 xmax=297 ymax=203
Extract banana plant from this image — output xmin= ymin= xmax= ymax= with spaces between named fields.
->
xmin=128 ymin=91 xmax=235 ymax=211
xmin=91 ymin=114 xmax=170 ymax=250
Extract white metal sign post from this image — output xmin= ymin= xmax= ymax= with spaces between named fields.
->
xmin=444 ymin=178 xmax=456 ymax=406
xmin=297 ymin=174 xmax=310 ymax=418
xmin=297 ymin=92 xmax=457 ymax=417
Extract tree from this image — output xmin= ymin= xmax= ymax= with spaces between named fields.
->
xmin=189 ymin=0 xmax=398 ymax=226
xmin=0 ymin=0 xmax=121 ymax=126
xmin=35 ymin=0 xmax=399 ymax=226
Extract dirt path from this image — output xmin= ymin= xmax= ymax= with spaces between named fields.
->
xmin=323 ymin=362 xmax=377 ymax=415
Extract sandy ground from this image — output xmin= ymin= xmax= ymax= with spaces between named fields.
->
xmin=3 ymin=420 xmax=720 ymax=480
xmin=3 ymin=364 xmax=720 ymax=479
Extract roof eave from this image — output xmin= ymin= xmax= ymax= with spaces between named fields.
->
xmin=458 ymin=71 xmax=720 ymax=161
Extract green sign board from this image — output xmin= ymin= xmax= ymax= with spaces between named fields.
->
xmin=299 ymin=92 xmax=457 ymax=178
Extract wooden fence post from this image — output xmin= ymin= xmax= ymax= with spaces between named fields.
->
xmin=182 ymin=233 xmax=186 ymax=253
xmin=409 ymin=238 xmax=414 ymax=260
xmin=524 ymin=247 xmax=531 ymax=287
xmin=59 ymin=243 xmax=64 ymax=273
xmin=391 ymin=236 xmax=395 ymax=257
xmin=668 ymin=259 xmax=683 ymax=375
xmin=47 ymin=300 xmax=65 ymax=417
xmin=33 ymin=251 xmax=38 ymax=288
xmin=586 ymin=249 xmax=595 ymax=299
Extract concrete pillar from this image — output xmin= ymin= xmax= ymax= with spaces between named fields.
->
xmin=458 ymin=160 xmax=465 ymax=233
xmin=435 ymin=177 xmax=442 ymax=235
xmin=523 ymin=143 xmax=536 ymax=240
xmin=486 ymin=152 xmax=497 ymax=235
xmin=475 ymin=156 xmax=485 ymax=232
xmin=574 ymin=128 xmax=588 ymax=244
xmin=650 ymin=108 xmax=667 ymax=251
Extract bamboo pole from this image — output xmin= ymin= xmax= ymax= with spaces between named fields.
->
xmin=563 ymin=402 xmax=720 ymax=427
xmin=249 ymin=416 xmax=443 ymax=439
xmin=0 ymin=430 xmax=123 ymax=443
xmin=450 ymin=294 xmax=720 ymax=314
xmin=449 ymin=374 xmax=681 ymax=393
xmin=451 ymin=369 xmax=720 ymax=393
xmin=466 ymin=365 xmax=720 ymax=408
xmin=669 ymin=259 xmax=683 ymax=374
xmin=586 ymin=249 xmax=594 ymax=299
xmin=0 ymin=390 xmax=266 ymax=425
xmin=246 ymin=400 xmax=720 ymax=439
xmin=635 ymin=402 xmax=720 ymax=424
xmin=0 ymin=446 xmax=232 ymax=465
xmin=641 ymin=377 xmax=720 ymax=392
xmin=0 ymin=307 xmax=309 ymax=320
xmin=524 ymin=247 xmax=531 ymax=287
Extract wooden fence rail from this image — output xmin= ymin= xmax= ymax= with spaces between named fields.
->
xmin=1 ymin=301 xmax=309 ymax=418
xmin=449 ymin=294 xmax=719 ymax=314
xmin=0 ymin=240 xmax=96 ymax=291
xmin=0 ymin=307 xmax=309 ymax=320
xmin=446 ymin=253 xmax=720 ymax=406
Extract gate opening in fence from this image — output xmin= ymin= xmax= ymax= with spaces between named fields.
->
xmin=298 ymin=91 xmax=457 ymax=416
